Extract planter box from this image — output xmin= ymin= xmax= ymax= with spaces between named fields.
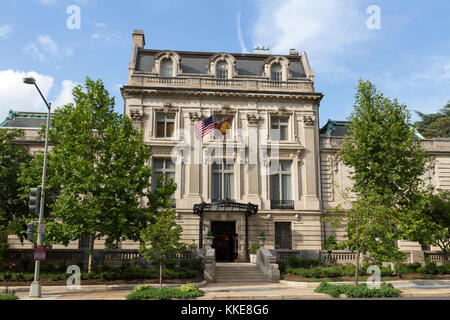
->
xmin=250 ymin=254 xmax=257 ymax=264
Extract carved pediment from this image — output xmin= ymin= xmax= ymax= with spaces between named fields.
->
xmin=212 ymin=104 xmax=236 ymax=116
xmin=269 ymin=106 xmax=293 ymax=117
xmin=154 ymin=103 xmax=178 ymax=113
xmin=244 ymin=112 xmax=261 ymax=124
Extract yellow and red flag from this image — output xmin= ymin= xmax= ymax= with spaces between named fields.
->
xmin=215 ymin=116 xmax=234 ymax=135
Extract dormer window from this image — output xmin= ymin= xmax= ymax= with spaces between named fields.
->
xmin=161 ymin=59 xmax=173 ymax=77
xmin=216 ymin=61 xmax=228 ymax=79
xmin=271 ymin=63 xmax=282 ymax=81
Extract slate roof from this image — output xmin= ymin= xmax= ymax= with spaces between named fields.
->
xmin=320 ymin=118 xmax=425 ymax=139
xmin=0 ymin=110 xmax=51 ymax=128
xmin=135 ymin=49 xmax=307 ymax=78
xmin=320 ymin=119 xmax=350 ymax=136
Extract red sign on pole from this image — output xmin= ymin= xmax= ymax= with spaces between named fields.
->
xmin=34 ymin=245 xmax=46 ymax=261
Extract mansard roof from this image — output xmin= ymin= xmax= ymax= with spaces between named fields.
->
xmin=0 ymin=110 xmax=52 ymax=128
xmin=135 ymin=48 xmax=307 ymax=78
xmin=319 ymin=119 xmax=350 ymax=136
xmin=320 ymin=118 xmax=426 ymax=139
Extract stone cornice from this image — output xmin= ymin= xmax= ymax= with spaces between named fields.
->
xmin=121 ymin=86 xmax=323 ymax=102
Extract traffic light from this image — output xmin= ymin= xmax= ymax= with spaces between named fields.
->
xmin=29 ymin=186 xmax=41 ymax=215
xmin=26 ymin=223 xmax=35 ymax=241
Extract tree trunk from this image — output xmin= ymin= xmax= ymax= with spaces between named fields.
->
xmin=159 ymin=262 xmax=163 ymax=290
xmin=355 ymin=247 xmax=360 ymax=286
xmin=88 ymin=235 xmax=95 ymax=273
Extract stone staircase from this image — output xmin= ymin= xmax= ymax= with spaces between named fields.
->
xmin=214 ymin=263 xmax=268 ymax=283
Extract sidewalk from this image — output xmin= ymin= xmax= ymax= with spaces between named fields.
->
xmin=10 ymin=279 xmax=450 ymax=300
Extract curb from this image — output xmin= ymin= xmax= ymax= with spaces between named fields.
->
xmin=1 ymin=280 xmax=207 ymax=295
xmin=280 ymin=279 xmax=450 ymax=288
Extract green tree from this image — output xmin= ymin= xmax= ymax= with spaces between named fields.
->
xmin=0 ymin=129 xmax=31 ymax=263
xmin=19 ymin=77 xmax=158 ymax=272
xmin=414 ymin=102 xmax=450 ymax=138
xmin=328 ymin=188 xmax=405 ymax=285
xmin=140 ymin=175 xmax=185 ymax=289
xmin=336 ymin=79 xmax=428 ymax=273
xmin=413 ymin=190 xmax=450 ymax=261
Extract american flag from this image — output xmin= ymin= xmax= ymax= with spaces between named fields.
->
xmin=194 ymin=115 xmax=215 ymax=139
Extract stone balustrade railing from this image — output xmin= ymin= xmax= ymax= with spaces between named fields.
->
xmin=4 ymin=249 xmax=199 ymax=270
xmin=129 ymin=75 xmax=314 ymax=93
xmin=256 ymin=248 xmax=280 ymax=282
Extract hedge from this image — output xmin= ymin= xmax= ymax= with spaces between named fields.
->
xmin=126 ymin=284 xmax=204 ymax=300
xmin=315 ymin=282 xmax=402 ymax=298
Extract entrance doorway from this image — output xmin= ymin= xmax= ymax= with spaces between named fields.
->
xmin=211 ymin=221 xmax=237 ymax=262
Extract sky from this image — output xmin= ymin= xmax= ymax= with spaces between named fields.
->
xmin=1 ymin=0 xmax=449 ymax=127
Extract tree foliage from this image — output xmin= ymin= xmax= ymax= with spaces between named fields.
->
xmin=140 ymin=175 xmax=185 ymax=289
xmin=19 ymin=77 xmax=163 ymax=272
xmin=414 ymin=190 xmax=450 ymax=260
xmin=0 ymin=129 xmax=31 ymax=260
xmin=414 ymin=102 xmax=450 ymax=138
xmin=333 ymin=79 xmax=428 ymax=274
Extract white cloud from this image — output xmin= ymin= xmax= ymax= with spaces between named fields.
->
xmin=53 ymin=80 xmax=77 ymax=108
xmin=36 ymin=0 xmax=57 ymax=6
xmin=372 ymin=55 xmax=450 ymax=116
xmin=0 ymin=70 xmax=53 ymax=121
xmin=23 ymin=35 xmax=73 ymax=64
xmin=0 ymin=25 xmax=12 ymax=39
xmin=0 ymin=70 xmax=76 ymax=122
xmin=252 ymin=0 xmax=368 ymax=55
xmin=93 ymin=22 xmax=107 ymax=28
xmin=236 ymin=12 xmax=248 ymax=53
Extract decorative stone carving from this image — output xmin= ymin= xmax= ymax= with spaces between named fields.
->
xmin=332 ymin=153 xmax=340 ymax=173
xmin=303 ymin=114 xmax=315 ymax=126
xmin=212 ymin=104 xmax=236 ymax=115
xmin=129 ymin=107 xmax=143 ymax=122
xmin=269 ymin=106 xmax=293 ymax=117
xmin=188 ymin=112 xmax=203 ymax=122
xmin=155 ymin=103 xmax=178 ymax=113
xmin=245 ymin=113 xmax=261 ymax=124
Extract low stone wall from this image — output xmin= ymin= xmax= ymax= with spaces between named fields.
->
xmin=3 ymin=249 xmax=200 ymax=271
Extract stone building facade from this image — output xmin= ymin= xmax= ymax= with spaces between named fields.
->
xmin=2 ymin=30 xmax=449 ymax=261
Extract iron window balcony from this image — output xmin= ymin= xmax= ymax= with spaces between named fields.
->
xmin=270 ymin=200 xmax=294 ymax=209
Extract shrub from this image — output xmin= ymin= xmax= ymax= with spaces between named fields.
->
xmin=249 ymin=243 xmax=260 ymax=255
xmin=315 ymin=282 xmax=402 ymax=298
xmin=418 ymin=263 xmax=439 ymax=275
xmin=276 ymin=260 xmax=288 ymax=274
xmin=0 ymin=293 xmax=19 ymax=300
xmin=126 ymin=287 xmax=204 ymax=300
xmin=179 ymin=283 xmax=199 ymax=293
xmin=286 ymin=256 xmax=302 ymax=269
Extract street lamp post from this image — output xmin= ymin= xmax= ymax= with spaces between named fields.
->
xmin=23 ymin=77 xmax=51 ymax=298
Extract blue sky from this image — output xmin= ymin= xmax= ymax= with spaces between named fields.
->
xmin=1 ymin=0 xmax=449 ymax=127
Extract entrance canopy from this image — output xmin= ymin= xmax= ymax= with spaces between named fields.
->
xmin=193 ymin=199 xmax=258 ymax=216
xmin=193 ymin=199 xmax=258 ymax=261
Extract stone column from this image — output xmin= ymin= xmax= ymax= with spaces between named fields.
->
xmin=245 ymin=114 xmax=262 ymax=206
xmin=301 ymin=114 xmax=321 ymax=210
xmin=185 ymin=112 xmax=203 ymax=208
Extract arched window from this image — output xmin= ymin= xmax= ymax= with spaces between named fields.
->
xmin=271 ymin=63 xmax=282 ymax=81
xmin=216 ymin=61 xmax=228 ymax=79
xmin=161 ymin=59 xmax=173 ymax=77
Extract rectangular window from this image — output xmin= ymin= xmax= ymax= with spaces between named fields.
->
xmin=270 ymin=160 xmax=293 ymax=209
xmin=275 ymin=222 xmax=292 ymax=249
xmin=155 ymin=113 xmax=175 ymax=138
xmin=271 ymin=71 xmax=282 ymax=81
xmin=211 ymin=162 xmax=234 ymax=202
xmin=152 ymin=158 xmax=176 ymax=205
xmin=271 ymin=117 xmax=289 ymax=141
